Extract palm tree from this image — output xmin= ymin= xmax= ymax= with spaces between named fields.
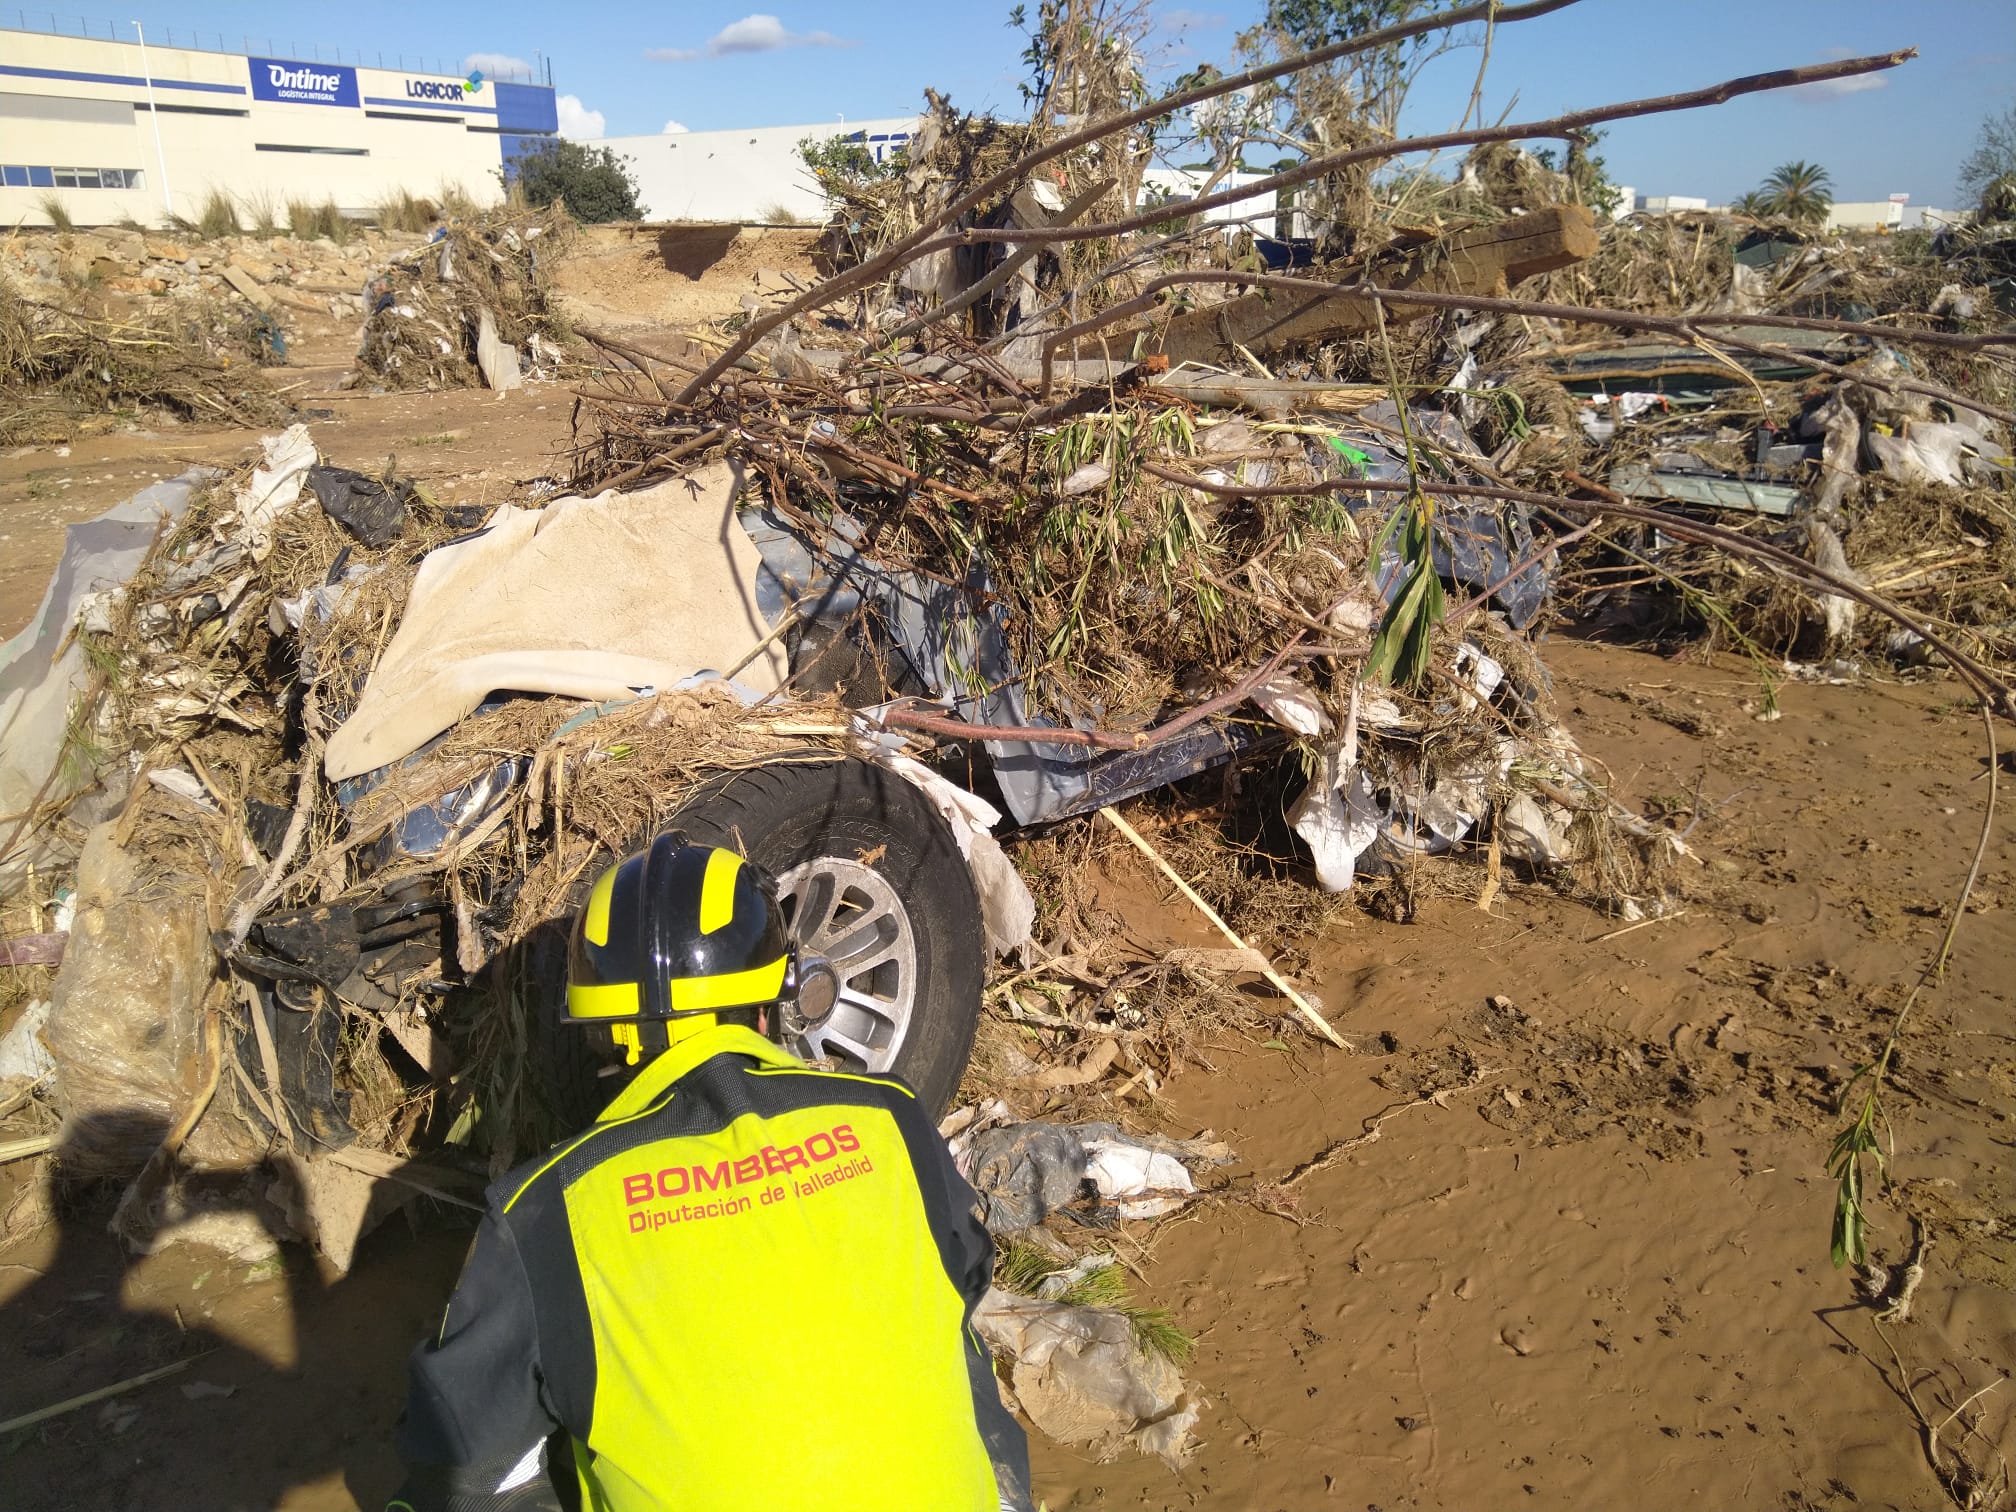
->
xmin=1730 ymin=189 xmax=1771 ymax=219
xmin=1760 ymin=161 xmax=1833 ymax=224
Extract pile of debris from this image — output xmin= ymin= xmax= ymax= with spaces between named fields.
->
xmin=1500 ymin=228 xmax=2015 ymax=667
xmin=0 ymin=434 xmax=860 ymax=1238
xmin=355 ymin=207 xmax=575 ymax=392
xmin=0 ymin=279 xmax=290 ymax=444
xmin=0 ymin=223 xmax=420 ymax=442
xmin=0 ymin=224 xmax=407 ymax=322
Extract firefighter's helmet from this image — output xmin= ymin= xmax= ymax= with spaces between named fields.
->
xmin=565 ymin=837 xmax=791 ymax=1062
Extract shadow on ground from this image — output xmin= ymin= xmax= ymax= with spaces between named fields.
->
xmin=0 ymin=1116 xmax=469 ymax=1512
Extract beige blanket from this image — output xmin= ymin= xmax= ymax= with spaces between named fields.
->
xmin=325 ymin=463 xmax=785 ymax=781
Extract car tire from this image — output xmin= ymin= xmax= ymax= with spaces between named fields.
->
xmin=534 ymin=757 xmax=985 ymax=1130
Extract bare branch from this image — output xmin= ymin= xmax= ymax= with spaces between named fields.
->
xmin=670 ymin=0 xmax=1583 ymax=404
xmin=948 ymin=53 xmax=1917 ymax=247
xmin=873 ymin=634 xmax=1307 ymax=750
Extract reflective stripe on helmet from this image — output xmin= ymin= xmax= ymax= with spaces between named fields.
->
xmin=669 ymin=954 xmax=788 ymax=1013
xmin=698 ymin=848 xmax=742 ymax=935
xmin=566 ymin=955 xmax=787 ymax=1023
xmin=568 ymin=979 xmax=642 ymax=1019
xmin=584 ymin=864 xmax=618 ymax=947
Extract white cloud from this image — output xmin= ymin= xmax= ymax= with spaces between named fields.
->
xmin=647 ymin=13 xmax=851 ymax=62
xmin=1795 ymin=48 xmax=1890 ymax=102
xmin=1794 ymin=73 xmax=1888 ymax=102
xmin=662 ymin=118 xmax=690 ymax=133
xmin=463 ymin=51 xmax=533 ymax=80
xmin=555 ymin=94 xmax=606 ymax=140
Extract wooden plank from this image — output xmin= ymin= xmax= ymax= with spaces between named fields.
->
xmin=0 ymin=1134 xmax=57 ymax=1163
xmin=1144 ymin=204 xmax=1598 ymax=367
xmin=0 ymin=931 xmax=65 ymax=967
xmin=1098 ymin=806 xmax=1351 ymax=1051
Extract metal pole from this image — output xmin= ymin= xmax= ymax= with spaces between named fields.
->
xmin=132 ymin=21 xmax=172 ymax=220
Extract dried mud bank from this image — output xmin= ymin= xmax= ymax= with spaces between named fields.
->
xmin=1029 ymin=637 xmax=2014 ymax=1512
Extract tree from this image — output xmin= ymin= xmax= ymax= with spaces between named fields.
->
xmin=1956 ymin=103 xmax=2016 ymax=220
xmin=796 ymin=131 xmax=907 ymax=209
xmin=504 ymin=139 xmax=641 ymax=223
xmin=1532 ymin=129 xmax=1624 ymax=217
xmin=1760 ymin=160 xmax=1832 ymax=224
xmin=1224 ymin=0 xmax=1467 ymax=250
xmin=1730 ymin=189 xmax=1771 ymax=219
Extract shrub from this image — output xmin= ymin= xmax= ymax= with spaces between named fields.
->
xmin=196 ymin=187 xmax=240 ymax=240
xmin=438 ymin=181 xmax=482 ymax=220
xmin=502 ymin=139 xmax=640 ymax=223
xmin=287 ymin=198 xmax=354 ymax=243
xmin=37 ymin=193 xmax=74 ymax=233
xmin=238 ymin=189 xmax=280 ymax=236
xmin=373 ymin=189 xmax=437 ymax=233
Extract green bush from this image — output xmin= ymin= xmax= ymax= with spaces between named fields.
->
xmin=503 ymin=139 xmax=640 ymax=223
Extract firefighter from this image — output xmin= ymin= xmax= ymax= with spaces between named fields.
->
xmin=387 ymin=837 xmax=1030 ymax=1512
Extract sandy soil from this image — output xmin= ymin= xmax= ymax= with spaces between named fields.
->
xmin=1029 ymin=640 xmax=2014 ymax=1512
xmin=0 ymin=350 xmax=578 ymax=641
xmin=0 ymin=316 xmax=2009 ymax=1509
xmin=548 ymin=223 xmax=823 ymax=334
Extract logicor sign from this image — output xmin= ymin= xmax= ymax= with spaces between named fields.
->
xmin=405 ymin=78 xmax=475 ymax=102
xmin=247 ymin=56 xmax=359 ymax=108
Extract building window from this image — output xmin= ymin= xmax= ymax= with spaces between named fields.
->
xmin=2 ymin=165 xmax=140 ymax=188
xmin=253 ymin=143 xmax=370 ymax=156
xmin=135 ymin=102 xmax=251 ymax=118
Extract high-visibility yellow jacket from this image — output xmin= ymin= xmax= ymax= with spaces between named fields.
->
xmin=389 ymin=1024 xmax=1029 ymax=1512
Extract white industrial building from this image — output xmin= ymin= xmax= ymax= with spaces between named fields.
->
xmin=607 ymin=116 xmax=1282 ymax=231
xmin=607 ymin=118 xmax=919 ymax=224
xmin=1 ymin=25 xmax=559 ymax=227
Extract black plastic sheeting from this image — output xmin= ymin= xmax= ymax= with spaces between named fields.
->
xmin=308 ymin=465 xmax=413 ymax=550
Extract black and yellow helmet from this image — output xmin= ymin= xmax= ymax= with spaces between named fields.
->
xmin=565 ymin=838 xmax=791 ymax=1061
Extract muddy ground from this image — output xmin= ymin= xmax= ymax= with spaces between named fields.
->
xmin=1 ymin=313 xmax=2011 ymax=1511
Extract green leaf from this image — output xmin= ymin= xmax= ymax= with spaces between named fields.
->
xmin=1324 ymin=436 xmax=1372 ymax=469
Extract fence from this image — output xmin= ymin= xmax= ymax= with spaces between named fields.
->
xmin=2 ymin=12 xmax=553 ymax=83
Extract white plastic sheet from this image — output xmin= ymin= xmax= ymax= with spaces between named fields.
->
xmin=0 ymin=999 xmax=54 ymax=1086
xmin=973 ymin=1288 xmax=1201 ymax=1467
xmin=860 ymin=747 xmax=1037 ymax=961
xmin=1083 ymin=1139 xmax=1195 ymax=1220
xmin=0 ymin=469 xmax=211 ymax=894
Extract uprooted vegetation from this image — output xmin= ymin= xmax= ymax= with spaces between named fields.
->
xmin=355 ymin=205 xmax=577 ymax=391
xmin=0 ymin=278 xmax=290 ymax=444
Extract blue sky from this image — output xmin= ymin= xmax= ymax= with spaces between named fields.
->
xmin=25 ymin=0 xmax=2012 ymax=205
